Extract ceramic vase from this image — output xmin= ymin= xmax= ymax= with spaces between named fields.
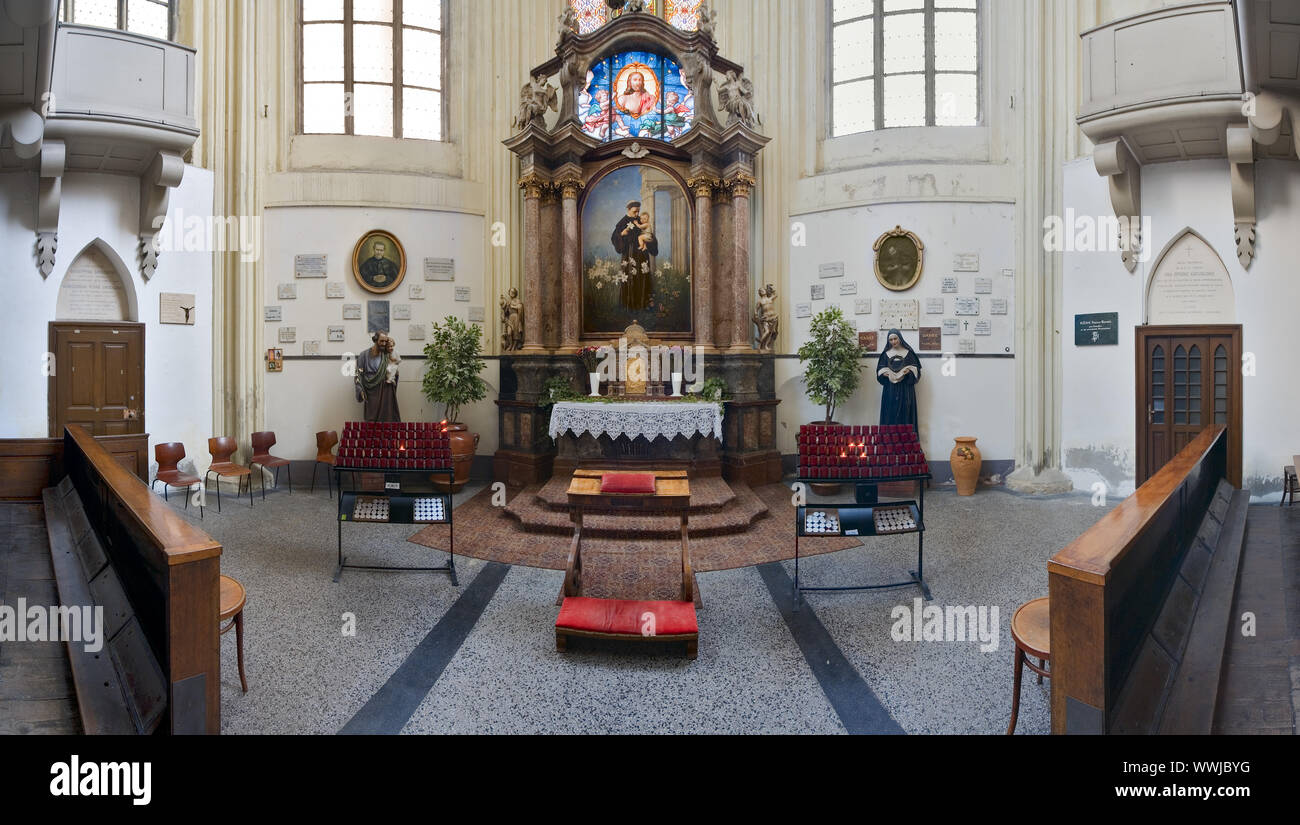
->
xmin=950 ymin=436 xmax=981 ymax=496
xmin=671 ymin=372 xmax=683 ymax=396
xmin=589 ymin=373 xmax=600 ymax=397
xmin=435 ymin=423 xmax=479 ymax=493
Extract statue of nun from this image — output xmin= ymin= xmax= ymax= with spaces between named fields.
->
xmin=877 ymin=328 xmax=921 ymax=431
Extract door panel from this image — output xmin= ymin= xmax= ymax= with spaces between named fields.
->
xmin=49 ymin=323 xmax=145 ymax=437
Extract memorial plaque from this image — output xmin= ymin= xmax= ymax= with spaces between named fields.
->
xmin=878 ymin=299 xmax=919 ymax=330
xmin=942 ymin=318 xmax=959 ymax=335
xmin=392 ymin=304 xmax=412 ymax=321
xmin=327 ymin=325 xmax=346 ymax=342
xmin=1001 ymin=268 xmax=1014 ymax=278
xmin=264 ymin=305 xmax=282 ymax=322
xmin=953 ymin=253 xmax=980 ymax=271
xmin=858 ymin=330 xmax=878 ymax=351
xmin=810 ymin=284 xmax=825 ymax=300
xmin=1074 ymin=312 xmax=1119 ymax=346
xmin=424 ymin=257 xmax=455 ymax=281
xmin=408 ymin=323 xmax=426 ymax=341
xmin=954 ymin=297 xmax=980 ymax=316
xmin=326 ymin=282 xmax=346 ymax=298
xmin=55 ymin=247 xmax=128 ymax=321
xmin=990 ymin=298 xmax=1008 ymax=315
xmin=839 ymin=281 xmax=858 ymax=296
xmin=919 ymin=327 xmax=942 ymax=350
xmin=294 ymin=253 xmax=328 ymax=278
xmin=941 ymin=277 xmax=958 ymax=293
xmin=818 ymin=261 xmax=845 ymax=279
xmin=846 ymin=318 xmax=858 ymax=332
xmin=468 ymin=306 xmax=485 ymax=322
xmin=926 ymin=297 xmax=944 ymax=314
xmin=277 ymin=283 xmax=297 ymax=300
xmin=974 ymin=277 xmax=993 ymax=294
xmin=303 ymin=339 xmax=321 ymax=356
xmin=278 ymin=326 xmax=296 ymax=343
xmin=408 ymin=284 xmax=424 ymax=300
xmin=854 ymin=298 xmax=872 ymax=315
xmin=367 ymin=300 xmax=390 ymax=333
xmin=794 ymin=302 xmax=812 ymax=318
xmin=454 ymin=286 xmax=471 ymax=302
xmin=1146 ymin=230 xmax=1234 ymax=324
xmin=159 ymin=292 xmax=196 ymax=325
xmin=974 ymin=320 xmax=992 ymax=336
xmin=342 ymin=303 xmax=362 ymax=320
xmin=958 ymin=338 xmax=976 ymax=354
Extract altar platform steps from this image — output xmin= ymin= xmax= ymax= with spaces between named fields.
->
xmin=504 ymin=477 xmax=771 ymax=539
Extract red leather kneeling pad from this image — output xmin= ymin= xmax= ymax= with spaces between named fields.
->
xmin=556 ymin=597 xmax=698 ymax=636
xmin=599 ymin=473 xmax=656 ymax=494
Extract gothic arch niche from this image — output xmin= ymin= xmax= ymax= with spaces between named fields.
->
xmin=55 ymin=240 xmax=138 ymax=322
xmin=1144 ymin=228 xmax=1234 ymax=325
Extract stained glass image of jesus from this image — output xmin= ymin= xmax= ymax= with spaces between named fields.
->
xmin=613 ymin=61 xmax=662 ymax=139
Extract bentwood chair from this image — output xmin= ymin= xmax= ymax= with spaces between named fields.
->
xmin=1280 ymin=465 xmax=1298 ymax=506
xmin=219 ymin=575 xmax=249 ymax=693
xmin=206 ymin=436 xmax=254 ymax=512
xmin=1007 ymin=597 xmax=1051 ymax=735
xmin=311 ymin=430 xmax=339 ymax=495
xmin=249 ymin=431 xmax=292 ymax=499
xmin=151 ymin=442 xmax=203 ymax=518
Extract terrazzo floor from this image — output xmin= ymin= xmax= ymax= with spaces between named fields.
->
xmin=149 ymin=478 xmax=1113 ymax=735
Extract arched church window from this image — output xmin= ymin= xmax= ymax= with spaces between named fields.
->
xmin=58 ymin=0 xmax=175 ymax=41
xmin=569 ymin=0 xmax=702 ymax=35
xmin=580 ymin=51 xmax=694 ymax=143
xmin=299 ymin=0 xmax=445 ymax=140
xmin=831 ymin=0 xmax=980 ymax=136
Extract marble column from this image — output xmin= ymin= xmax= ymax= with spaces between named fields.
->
xmin=560 ymin=178 xmax=582 ymax=352
xmin=729 ymin=173 xmax=756 ymax=351
xmin=520 ymin=175 xmax=545 ymax=353
xmin=712 ymin=186 xmax=733 ymax=347
xmin=689 ymin=176 xmax=715 ymax=350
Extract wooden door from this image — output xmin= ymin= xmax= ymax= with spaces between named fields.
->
xmin=1136 ymin=325 xmax=1241 ymax=486
xmin=49 ymin=322 xmax=145 ymax=437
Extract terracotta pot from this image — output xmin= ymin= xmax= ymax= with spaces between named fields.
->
xmin=950 ymin=436 xmax=981 ymax=496
xmin=808 ymin=420 xmax=842 ymax=496
xmin=437 ymin=423 xmax=479 ymax=492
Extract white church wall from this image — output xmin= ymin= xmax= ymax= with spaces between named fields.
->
xmin=782 ymin=200 xmax=1017 ymax=469
xmin=1061 ymin=156 xmax=1300 ymax=499
xmin=0 ymin=167 xmax=215 ymax=471
xmin=260 ymin=206 xmax=495 ymax=460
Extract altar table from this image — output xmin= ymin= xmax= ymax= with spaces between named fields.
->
xmin=547 ymin=400 xmax=724 ymax=442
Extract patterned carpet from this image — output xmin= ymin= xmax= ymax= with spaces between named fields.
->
xmin=407 ymin=483 xmax=860 ymax=601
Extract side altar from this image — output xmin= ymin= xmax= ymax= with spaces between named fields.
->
xmin=493 ymin=4 xmax=780 ymax=486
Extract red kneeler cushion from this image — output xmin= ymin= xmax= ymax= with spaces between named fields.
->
xmin=556 ymin=597 xmax=698 ymax=636
xmin=599 ymin=473 xmax=656 ymax=494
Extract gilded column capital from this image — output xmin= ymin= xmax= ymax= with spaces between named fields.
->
xmin=558 ymin=177 xmax=584 ymax=200
xmin=540 ymin=183 xmax=561 ymax=204
xmin=518 ymin=173 xmax=547 ymax=200
xmin=726 ymin=172 xmax=757 ymax=199
xmin=687 ymin=176 xmax=720 ymax=199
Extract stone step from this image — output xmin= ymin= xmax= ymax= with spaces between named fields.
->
xmin=505 ymin=481 xmax=770 ymax=539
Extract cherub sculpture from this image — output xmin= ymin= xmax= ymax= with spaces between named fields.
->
xmin=718 ymin=70 xmax=760 ymax=128
xmin=697 ymin=2 xmax=717 ymax=39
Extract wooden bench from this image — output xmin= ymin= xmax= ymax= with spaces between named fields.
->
xmin=555 ymin=469 xmax=698 ymax=658
xmin=43 ymin=424 xmax=222 ymax=734
xmin=1048 ymin=426 xmax=1248 ymax=734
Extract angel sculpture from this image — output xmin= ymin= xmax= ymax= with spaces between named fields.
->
xmin=557 ymin=6 xmax=577 ymax=40
xmin=718 ymin=70 xmax=760 ymax=128
xmin=512 ymin=75 xmax=558 ymax=131
xmin=697 ymin=2 xmax=717 ymax=39
xmin=682 ymin=51 xmax=713 ymax=112
xmin=626 ymin=0 xmax=648 ymax=12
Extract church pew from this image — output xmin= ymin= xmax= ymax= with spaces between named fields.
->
xmin=1048 ymin=425 xmax=1247 ymax=734
xmin=44 ymin=424 xmax=222 ymax=734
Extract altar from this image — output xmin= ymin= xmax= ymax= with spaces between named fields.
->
xmin=548 ymin=400 xmax=724 ymax=477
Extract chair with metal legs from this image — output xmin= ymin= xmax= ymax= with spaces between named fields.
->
xmin=249 ymin=431 xmax=292 ymax=499
xmin=151 ymin=442 xmax=204 ymax=518
xmin=311 ymin=430 xmax=339 ymax=495
xmin=205 ymin=436 xmax=253 ymax=512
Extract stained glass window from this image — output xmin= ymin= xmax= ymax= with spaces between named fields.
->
xmin=300 ymin=0 xmax=445 ymax=140
xmin=831 ymin=0 xmax=980 ymax=135
xmin=569 ymin=0 xmax=697 ymax=33
xmin=580 ymin=50 xmax=694 ymax=143
xmin=58 ymin=0 xmax=176 ymax=40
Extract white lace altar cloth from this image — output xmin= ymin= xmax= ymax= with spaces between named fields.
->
xmin=548 ymin=401 xmax=724 ymax=442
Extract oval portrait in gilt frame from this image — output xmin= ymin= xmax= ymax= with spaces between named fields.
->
xmin=352 ymin=230 xmax=406 ymax=294
xmin=873 ymin=226 xmax=924 ymax=292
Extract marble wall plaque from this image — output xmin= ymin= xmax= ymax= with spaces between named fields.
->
xmin=1146 ymin=230 xmax=1235 ymax=324
xmin=974 ymin=277 xmax=993 ymax=294
xmin=326 ymin=281 xmax=346 ymax=298
xmin=54 ymin=247 xmax=128 ymax=321
xmin=264 ymin=305 xmax=282 ymax=322
xmin=795 ymin=302 xmax=812 ymax=318
xmin=926 ymin=297 xmax=944 ymax=314
xmin=278 ymin=283 xmax=297 ymax=300
xmin=294 ymin=253 xmax=327 ymax=278
xmin=278 ymin=326 xmax=296 ymax=343
xmin=839 ymin=281 xmax=858 ymax=296
xmin=953 ymin=253 xmax=980 ymax=271
xmin=810 ymin=284 xmax=825 ymax=300
xmin=958 ymin=338 xmax=976 ymax=354
xmin=408 ymin=323 xmax=426 ymax=341
xmin=425 ymin=257 xmax=455 ymax=281
xmin=854 ymin=298 xmax=872 ymax=315
xmin=159 ymin=292 xmax=196 ymax=325
xmin=941 ymin=277 xmax=958 ymax=293
xmin=303 ymin=339 xmax=321 ymax=356
xmin=878 ymin=299 xmax=919 ymax=330
xmin=408 ymin=284 xmax=424 ymax=300
xmin=974 ymin=320 xmax=992 ymax=336
xmin=990 ymin=298 xmax=1008 ymax=315
xmin=818 ymin=261 xmax=844 ymax=279
xmin=342 ymin=303 xmax=362 ymax=320
xmin=942 ymin=318 xmax=959 ymax=335
xmin=468 ymin=306 xmax=485 ymax=322
xmin=454 ymin=286 xmax=471 ymax=302
xmin=954 ymin=297 xmax=981 ymax=315
xmin=392 ymin=304 xmax=412 ymax=321
xmin=327 ymin=325 xmax=346 ymax=342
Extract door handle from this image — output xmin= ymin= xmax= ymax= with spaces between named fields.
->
xmin=1147 ymin=404 xmax=1153 ymax=424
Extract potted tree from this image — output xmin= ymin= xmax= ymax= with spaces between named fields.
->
xmin=797 ymin=306 xmax=865 ymax=494
xmin=422 ymin=316 xmax=489 ymax=491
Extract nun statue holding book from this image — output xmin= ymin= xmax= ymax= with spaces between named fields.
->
xmin=877 ymin=328 xmax=921 ymax=432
